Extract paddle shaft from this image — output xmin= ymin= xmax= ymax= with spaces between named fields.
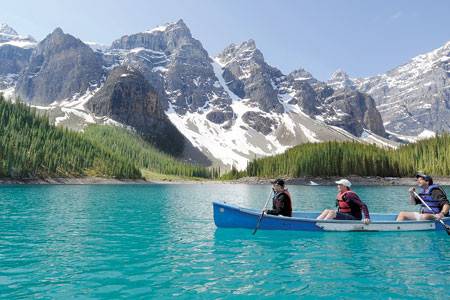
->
xmin=413 ymin=191 xmax=450 ymax=233
xmin=252 ymin=190 xmax=273 ymax=235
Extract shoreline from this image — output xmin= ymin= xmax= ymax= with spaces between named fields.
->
xmin=1 ymin=176 xmax=450 ymax=185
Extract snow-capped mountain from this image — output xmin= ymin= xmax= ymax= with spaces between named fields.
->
xmin=329 ymin=41 xmax=450 ymax=140
xmin=0 ymin=24 xmax=36 ymax=92
xmin=1 ymin=20 xmax=397 ymax=169
xmin=0 ymin=23 xmax=36 ymax=48
xmin=107 ymin=21 xmax=390 ymax=168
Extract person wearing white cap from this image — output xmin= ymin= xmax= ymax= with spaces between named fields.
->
xmin=316 ymin=179 xmax=371 ymax=224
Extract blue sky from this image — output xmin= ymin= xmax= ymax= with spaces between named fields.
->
xmin=2 ymin=0 xmax=449 ymax=80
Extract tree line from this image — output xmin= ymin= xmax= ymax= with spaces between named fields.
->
xmin=223 ymin=135 xmax=450 ymax=179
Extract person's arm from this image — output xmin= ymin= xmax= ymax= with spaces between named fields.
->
xmin=432 ymin=189 xmax=449 ymax=218
xmin=345 ymin=194 xmax=371 ymax=220
xmin=409 ymin=187 xmax=420 ymax=205
xmin=266 ymin=194 xmax=286 ymax=215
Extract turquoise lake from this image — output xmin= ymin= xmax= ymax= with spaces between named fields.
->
xmin=0 ymin=184 xmax=449 ymax=299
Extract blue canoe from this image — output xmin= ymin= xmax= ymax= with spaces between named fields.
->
xmin=213 ymin=201 xmax=450 ymax=232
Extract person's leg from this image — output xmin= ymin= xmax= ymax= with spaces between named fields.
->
xmin=396 ymin=212 xmax=420 ymax=221
xmin=317 ymin=209 xmax=331 ymax=220
xmin=324 ymin=210 xmax=337 ymax=220
xmin=418 ymin=213 xmax=436 ymax=221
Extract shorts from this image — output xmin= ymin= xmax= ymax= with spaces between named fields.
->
xmin=412 ymin=212 xmax=447 ymax=220
xmin=335 ymin=212 xmax=359 ymax=220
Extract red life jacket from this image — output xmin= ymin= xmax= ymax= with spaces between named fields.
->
xmin=336 ymin=191 xmax=355 ymax=214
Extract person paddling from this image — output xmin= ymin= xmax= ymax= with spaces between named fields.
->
xmin=316 ymin=179 xmax=371 ymax=224
xmin=265 ymin=178 xmax=292 ymax=217
xmin=396 ymin=174 xmax=449 ymax=221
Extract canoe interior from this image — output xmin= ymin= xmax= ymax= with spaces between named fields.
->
xmin=240 ymin=206 xmax=399 ymax=221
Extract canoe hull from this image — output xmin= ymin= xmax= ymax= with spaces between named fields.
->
xmin=213 ymin=201 xmax=450 ymax=232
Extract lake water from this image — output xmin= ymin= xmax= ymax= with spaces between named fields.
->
xmin=0 ymin=184 xmax=449 ymax=299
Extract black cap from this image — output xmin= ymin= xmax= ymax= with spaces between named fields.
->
xmin=271 ymin=178 xmax=285 ymax=186
xmin=416 ymin=173 xmax=432 ymax=181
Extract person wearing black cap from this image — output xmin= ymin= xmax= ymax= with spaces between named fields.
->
xmin=396 ymin=173 xmax=449 ymax=221
xmin=265 ymin=178 xmax=292 ymax=217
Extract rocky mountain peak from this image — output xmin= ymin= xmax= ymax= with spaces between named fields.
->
xmin=289 ymin=68 xmax=315 ymax=81
xmin=51 ymin=27 xmax=64 ymax=36
xmin=171 ymin=19 xmax=190 ymax=34
xmin=112 ymin=19 xmax=195 ymax=52
xmin=328 ymin=69 xmax=355 ymax=90
xmin=36 ymin=27 xmax=86 ymax=54
xmin=0 ymin=23 xmax=18 ymax=36
xmin=0 ymin=23 xmax=36 ymax=47
xmin=217 ymin=39 xmax=263 ymax=66
xmin=15 ymin=27 xmax=104 ymax=104
xmin=330 ymin=69 xmax=349 ymax=81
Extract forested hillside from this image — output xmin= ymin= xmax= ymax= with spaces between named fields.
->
xmin=225 ymin=135 xmax=450 ymax=179
xmin=0 ymin=95 xmax=140 ymax=178
xmin=0 ymin=95 xmax=215 ymax=179
xmin=83 ymin=125 xmax=218 ymax=178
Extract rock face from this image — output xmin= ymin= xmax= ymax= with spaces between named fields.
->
xmin=16 ymin=28 xmax=104 ymax=104
xmin=0 ymin=45 xmax=32 ymax=75
xmin=328 ymin=41 xmax=450 ymax=137
xmin=110 ymin=19 xmax=232 ymax=119
xmin=320 ymin=89 xmax=386 ymax=136
xmin=217 ymin=40 xmax=284 ymax=113
xmin=86 ymin=66 xmax=185 ymax=155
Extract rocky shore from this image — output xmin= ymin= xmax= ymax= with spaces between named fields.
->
xmin=1 ymin=175 xmax=450 ymax=185
xmin=230 ymin=176 xmax=450 ymax=186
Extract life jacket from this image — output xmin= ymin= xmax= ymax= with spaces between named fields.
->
xmin=419 ymin=184 xmax=445 ymax=214
xmin=273 ymin=189 xmax=293 ymax=217
xmin=336 ymin=190 xmax=354 ymax=214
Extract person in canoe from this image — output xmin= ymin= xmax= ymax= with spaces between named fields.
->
xmin=264 ymin=178 xmax=292 ymax=217
xmin=396 ymin=173 xmax=449 ymax=221
xmin=316 ymin=179 xmax=371 ymax=224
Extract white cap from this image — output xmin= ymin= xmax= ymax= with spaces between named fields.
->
xmin=335 ymin=179 xmax=351 ymax=187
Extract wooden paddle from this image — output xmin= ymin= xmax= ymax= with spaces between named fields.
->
xmin=413 ymin=191 xmax=450 ymax=235
xmin=252 ymin=190 xmax=273 ymax=235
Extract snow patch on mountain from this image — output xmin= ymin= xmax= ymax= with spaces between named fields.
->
xmin=211 ymin=60 xmax=240 ymax=101
xmin=145 ymin=24 xmax=169 ymax=34
xmin=0 ymin=23 xmax=36 ymax=48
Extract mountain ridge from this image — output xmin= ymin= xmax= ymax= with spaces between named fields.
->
xmin=5 ymin=21 xmax=447 ymax=169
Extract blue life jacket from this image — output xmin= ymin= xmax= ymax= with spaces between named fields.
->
xmin=418 ymin=184 xmax=443 ymax=214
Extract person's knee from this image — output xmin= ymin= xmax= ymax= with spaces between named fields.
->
xmin=325 ymin=211 xmax=336 ymax=219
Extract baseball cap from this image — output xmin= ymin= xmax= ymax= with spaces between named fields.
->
xmin=416 ymin=173 xmax=432 ymax=181
xmin=271 ymin=178 xmax=285 ymax=186
xmin=335 ymin=179 xmax=352 ymax=187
